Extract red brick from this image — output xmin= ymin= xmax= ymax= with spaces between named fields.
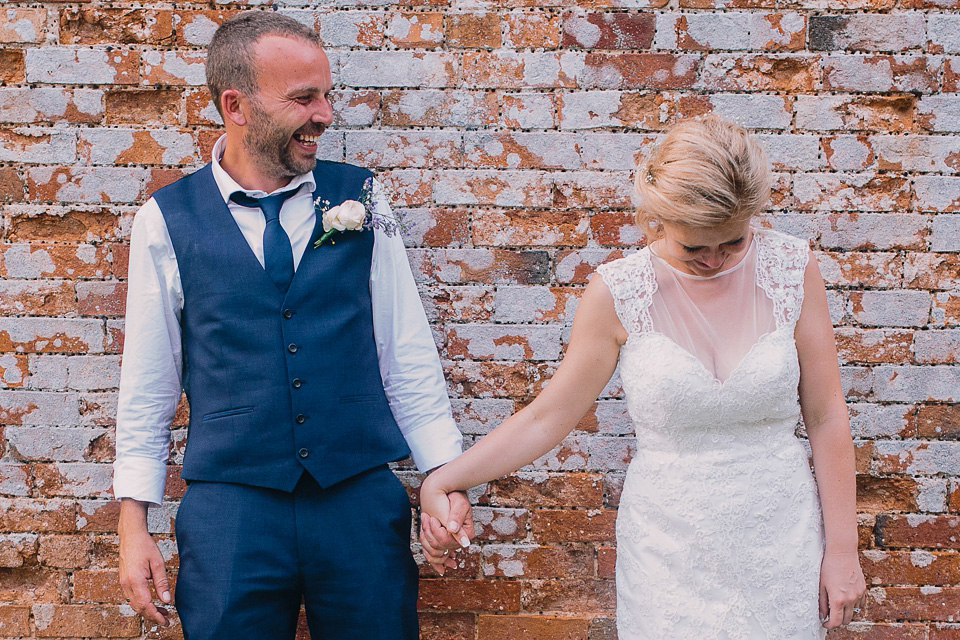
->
xmin=147 ymin=169 xmax=188 ymax=198
xmin=835 ymin=329 xmax=914 ymax=364
xmin=419 ymin=578 xmax=522 ymax=611
xmin=857 ymin=475 xmax=920 ymax=512
xmin=477 ymin=614 xmax=592 ymax=639
xmin=562 ymin=12 xmax=655 ymax=49
xmin=504 ymin=11 xmax=562 ymax=49
xmin=877 ymin=515 xmax=960 ymax=549
xmin=481 ymin=473 xmax=604 ymax=508
xmin=472 ymin=507 xmax=530 ymax=542
xmin=381 ymin=90 xmax=498 ymax=127
xmin=0 ymin=9 xmax=46 ymax=44
xmin=521 ymin=578 xmax=616 ymax=613
xmin=77 ymin=282 xmax=126 ymax=317
xmin=73 ymin=568 xmax=125 ymax=602
xmin=413 ymin=249 xmax=551 ymax=285
xmin=473 ymin=210 xmax=587 ymax=247
xmin=482 ymin=544 xmax=594 ymax=579
xmin=60 ymin=8 xmax=175 ymax=45
xmin=174 ymin=10 xmax=241 ymax=47
xmin=701 ymin=54 xmax=820 ymax=91
xmin=0 ymin=50 xmax=25 ymax=83
xmin=0 ymin=167 xmax=24 ymax=203
xmin=932 ymin=624 xmax=960 ymax=640
xmin=464 ymin=52 xmax=582 ymax=89
xmin=0 ymin=243 xmax=112 ymax=279
xmin=38 ymin=534 xmax=92 ymax=568
xmin=421 ymin=286 xmax=495 ymax=323
xmin=828 ymin=622 xmax=930 ymax=639
xmin=582 ymin=53 xmax=698 ymax=89
xmin=0 ymin=606 xmax=30 ymax=637
xmin=751 ymin=13 xmax=807 ymax=51
xmin=680 ymin=0 xmax=775 ymax=6
xmin=446 ymin=13 xmax=501 ymax=48
xmin=905 ymin=254 xmax=960 ymax=291
xmin=532 ymin=509 xmax=617 ymax=543
xmin=105 ymin=89 xmax=182 ymax=126
xmin=6 ymin=209 xmax=123 ymax=244
xmin=917 ymin=405 xmax=960 ymax=440
xmin=419 ymin=612 xmax=476 ymax=640
xmin=27 ymin=167 xmax=145 ymax=205
xmin=33 ymin=603 xmax=140 ymax=637
xmin=866 ymin=586 xmax=960 ymax=621
xmin=386 ymin=12 xmax=444 ymax=48
xmin=861 ymin=549 xmax=960 ymax=586
xmin=445 ymin=361 xmax=554 ymax=398
xmin=592 ymin=547 xmax=614 ymax=580
xmin=0 ymin=281 xmax=78 ymax=316
xmin=797 ymin=95 xmax=916 ymax=133
xmin=0 ymin=498 xmax=75 ymax=533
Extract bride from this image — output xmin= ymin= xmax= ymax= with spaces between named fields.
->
xmin=420 ymin=116 xmax=866 ymax=637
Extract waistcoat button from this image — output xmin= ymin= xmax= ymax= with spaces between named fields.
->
xmin=296 ymin=414 xmax=306 ymax=424
xmin=292 ymin=379 xmax=302 ymax=389
xmin=283 ymin=309 xmax=294 ymax=319
xmin=288 ymin=343 xmax=298 ymax=353
xmin=298 ymin=448 xmax=309 ymax=458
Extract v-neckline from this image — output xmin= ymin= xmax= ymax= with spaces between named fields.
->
xmin=634 ymin=328 xmax=784 ymax=389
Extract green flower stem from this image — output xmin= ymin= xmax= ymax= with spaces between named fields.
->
xmin=313 ymin=229 xmax=338 ymax=248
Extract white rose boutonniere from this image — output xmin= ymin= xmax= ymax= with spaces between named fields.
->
xmin=313 ymin=177 xmax=406 ymax=248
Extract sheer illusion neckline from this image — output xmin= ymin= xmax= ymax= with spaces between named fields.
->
xmin=649 ymin=233 xmax=757 ymax=281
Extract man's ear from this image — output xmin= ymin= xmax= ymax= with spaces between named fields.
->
xmin=221 ymin=89 xmax=247 ymax=127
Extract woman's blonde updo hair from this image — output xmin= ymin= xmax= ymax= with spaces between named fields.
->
xmin=635 ymin=115 xmax=772 ymax=238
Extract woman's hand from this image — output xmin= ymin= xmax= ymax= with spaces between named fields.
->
xmin=819 ymin=550 xmax=866 ymax=629
xmin=419 ymin=474 xmax=474 ymax=575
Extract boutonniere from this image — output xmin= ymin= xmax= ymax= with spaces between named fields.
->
xmin=313 ymin=177 xmax=406 ymax=248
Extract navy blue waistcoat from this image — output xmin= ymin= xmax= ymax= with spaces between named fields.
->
xmin=153 ymin=162 xmax=410 ymax=491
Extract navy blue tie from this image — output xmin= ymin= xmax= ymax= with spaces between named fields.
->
xmin=230 ymin=190 xmax=299 ymax=294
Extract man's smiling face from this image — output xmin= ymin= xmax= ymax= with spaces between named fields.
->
xmin=242 ymin=35 xmax=334 ymax=181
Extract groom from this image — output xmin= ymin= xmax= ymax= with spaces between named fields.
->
xmin=114 ymin=11 xmax=472 ymax=639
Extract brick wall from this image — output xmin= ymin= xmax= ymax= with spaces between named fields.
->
xmin=0 ymin=0 xmax=958 ymax=638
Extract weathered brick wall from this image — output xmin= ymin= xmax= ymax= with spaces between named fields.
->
xmin=0 ymin=0 xmax=958 ymax=638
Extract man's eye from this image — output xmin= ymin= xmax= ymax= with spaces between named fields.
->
xmin=682 ymin=246 xmax=702 ymax=253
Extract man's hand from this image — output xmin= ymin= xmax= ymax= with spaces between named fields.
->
xmin=419 ymin=490 xmax=475 ymax=576
xmin=118 ymin=499 xmax=172 ymax=628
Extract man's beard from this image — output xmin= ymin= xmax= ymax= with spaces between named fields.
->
xmin=243 ymin=100 xmax=318 ymax=180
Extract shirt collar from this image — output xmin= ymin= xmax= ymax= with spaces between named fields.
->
xmin=210 ymin=133 xmax=316 ymax=204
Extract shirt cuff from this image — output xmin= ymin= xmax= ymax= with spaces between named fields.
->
xmin=403 ymin=417 xmax=464 ymax=473
xmin=113 ymin=455 xmax=168 ymax=506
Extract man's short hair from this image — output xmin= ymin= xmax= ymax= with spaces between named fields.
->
xmin=206 ymin=11 xmax=322 ymax=118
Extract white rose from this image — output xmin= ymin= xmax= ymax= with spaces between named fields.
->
xmin=322 ymin=200 xmax=366 ymax=232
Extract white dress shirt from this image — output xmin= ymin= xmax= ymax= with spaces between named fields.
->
xmin=114 ymin=134 xmax=462 ymax=505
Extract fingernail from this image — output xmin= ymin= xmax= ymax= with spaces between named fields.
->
xmin=459 ymin=535 xmax=470 ymax=547
xmin=447 ymin=521 xmax=459 ymax=532
xmin=162 ymin=591 xmax=172 ymax=603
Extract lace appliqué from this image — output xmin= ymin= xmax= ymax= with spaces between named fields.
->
xmin=755 ymin=229 xmax=810 ymax=328
xmin=596 ymin=250 xmax=657 ymax=335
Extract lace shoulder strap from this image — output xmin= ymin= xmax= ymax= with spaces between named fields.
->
xmin=595 ymin=249 xmax=656 ymax=335
xmin=755 ymin=229 xmax=810 ymax=328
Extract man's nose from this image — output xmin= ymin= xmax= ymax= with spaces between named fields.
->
xmin=313 ymin=96 xmax=334 ymax=126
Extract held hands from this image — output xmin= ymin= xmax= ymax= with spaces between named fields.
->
xmin=819 ymin=550 xmax=867 ymax=629
xmin=419 ymin=476 xmax=475 ymax=575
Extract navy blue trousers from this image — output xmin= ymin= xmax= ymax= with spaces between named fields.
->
xmin=174 ymin=467 xmax=419 ymax=640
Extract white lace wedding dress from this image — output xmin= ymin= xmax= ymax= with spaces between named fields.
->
xmin=596 ymin=228 xmax=826 ymax=639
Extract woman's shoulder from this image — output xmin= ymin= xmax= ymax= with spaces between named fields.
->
xmin=754 ymin=226 xmax=811 ymax=255
xmin=596 ymin=246 xmax=651 ymax=279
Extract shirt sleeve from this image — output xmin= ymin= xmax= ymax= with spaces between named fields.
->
xmin=369 ymin=181 xmax=463 ymax=472
xmin=113 ymin=198 xmax=185 ymax=506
